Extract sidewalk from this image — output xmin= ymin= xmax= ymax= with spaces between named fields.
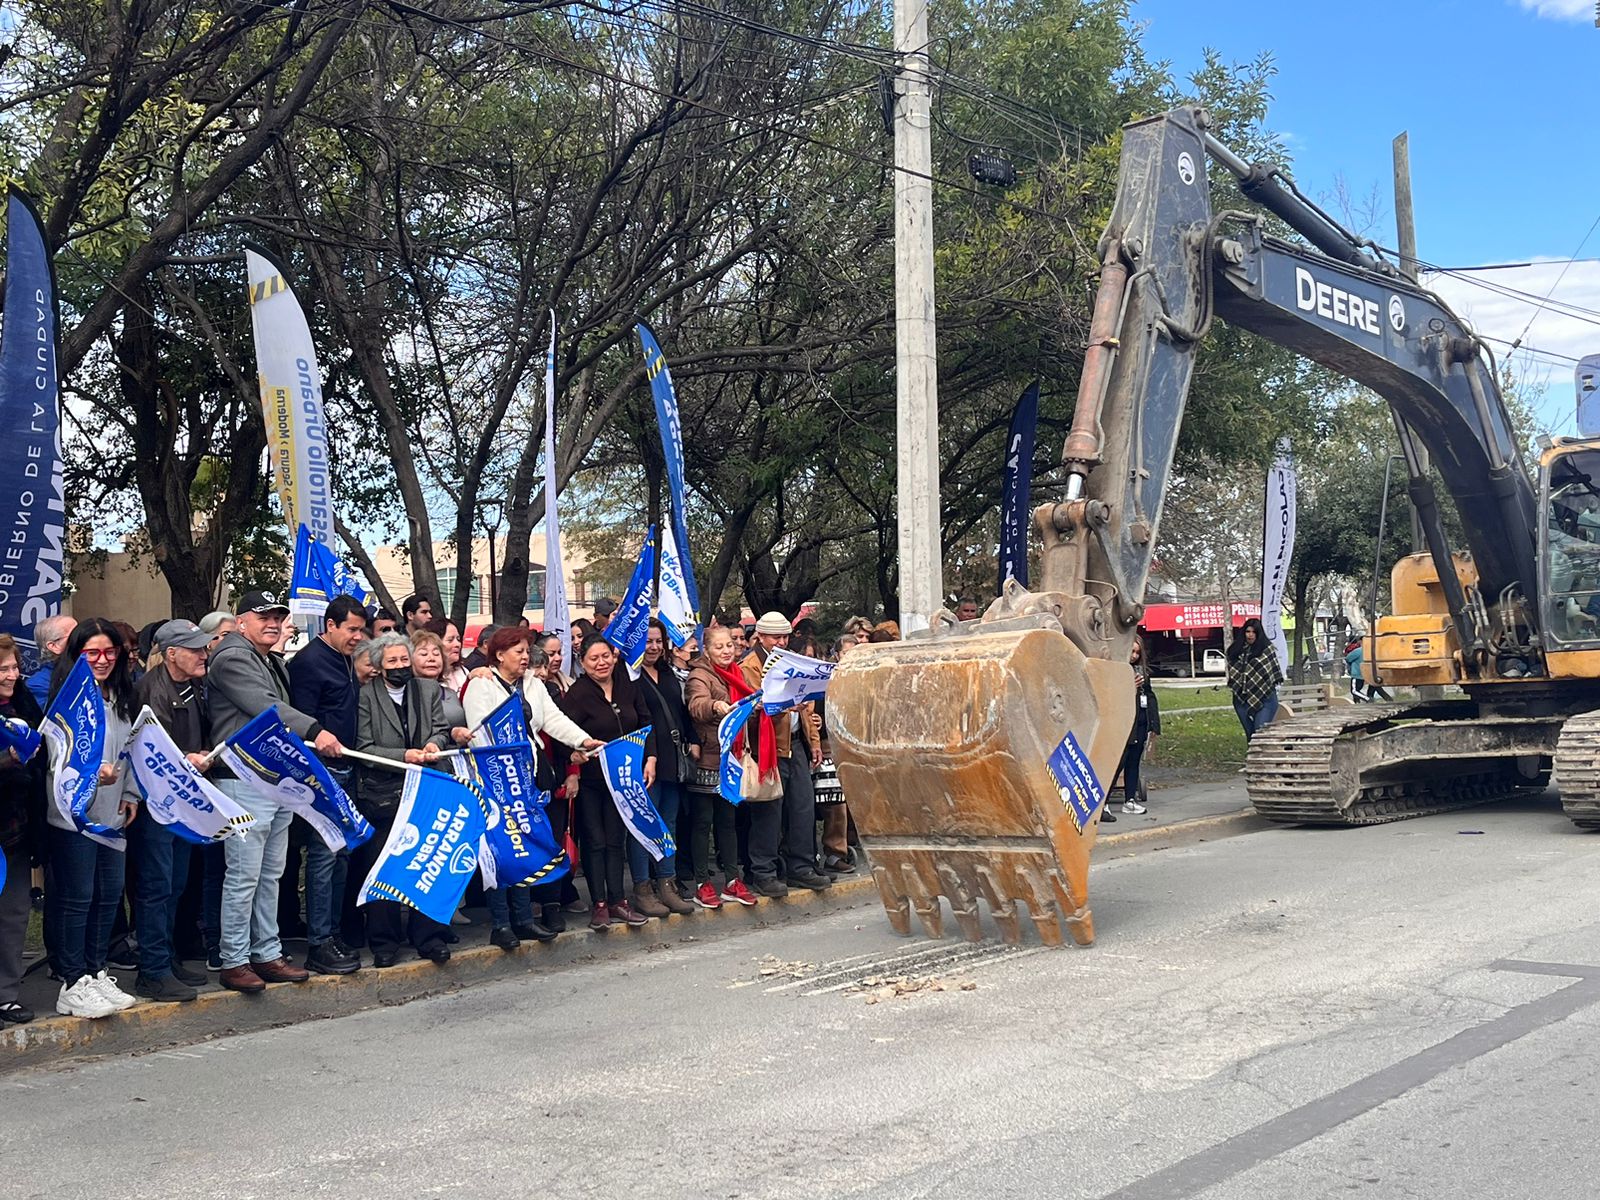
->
xmin=5 ymin=771 xmax=1264 ymax=1073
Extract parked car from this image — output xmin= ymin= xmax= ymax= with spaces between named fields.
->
xmin=1202 ymin=648 xmax=1226 ymax=674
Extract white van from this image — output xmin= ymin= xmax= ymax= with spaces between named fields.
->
xmin=1202 ymin=648 xmax=1226 ymax=674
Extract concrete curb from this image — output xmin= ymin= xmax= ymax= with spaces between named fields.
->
xmin=1097 ymin=807 xmax=1268 ymax=852
xmin=1 ymin=877 xmax=880 ymax=1076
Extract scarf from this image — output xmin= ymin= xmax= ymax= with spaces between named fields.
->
xmin=711 ymin=660 xmax=776 ymax=779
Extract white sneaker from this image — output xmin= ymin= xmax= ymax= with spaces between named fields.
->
xmin=92 ymin=970 xmax=138 ymax=1011
xmin=1121 ymin=800 xmax=1147 ymax=815
xmin=56 ymin=975 xmax=118 ymax=1019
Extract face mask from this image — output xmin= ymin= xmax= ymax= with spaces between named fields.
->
xmin=384 ymin=667 xmax=413 ymax=688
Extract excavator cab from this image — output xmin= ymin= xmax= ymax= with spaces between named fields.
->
xmin=1539 ymin=442 xmax=1600 ymax=664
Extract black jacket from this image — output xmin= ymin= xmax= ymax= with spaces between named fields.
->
xmin=136 ymin=664 xmax=210 ymax=755
xmin=561 ymin=671 xmax=656 ymax=783
xmin=355 ymin=678 xmax=451 ymax=810
xmin=1130 ymin=670 xmax=1161 ymax=744
xmin=287 ymin=636 xmax=360 ymax=748
xmin=0 ymin=686 xmax=45 ymax=855
xmin=638 ymin=665 xmax=697 ymax=779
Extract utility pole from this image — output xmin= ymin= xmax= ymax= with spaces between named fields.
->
xmin=892 ymin=0 xmax=943 ymax=635
xmin=1392 ymin=131 xmax=1429 ymax=555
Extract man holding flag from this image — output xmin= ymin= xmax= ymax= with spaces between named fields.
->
xmin=127 ymin=620 xmax=218 ymax=1002
xmin=740 ymin=613 xmax=828 ymax=893
xmin=207 ymin=590 xmax=345 ymax=993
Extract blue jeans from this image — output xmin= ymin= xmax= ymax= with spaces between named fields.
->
xmin=218 ymin=779 xmax=294 ymax=969
xmin=628 ymin=779 xmax=681 ymax=884
xmin=1233 ymin=690 xmax=1281 ymax=740
xmin=46 ymin=825 xmax=126 ymax=984
xmin=129 ymin=816 xmax=192 ymax=978
xmin=306 ymin=765 xmax=353 ymax=946
xmin=486 ymin=885 xmax=534 ymax=929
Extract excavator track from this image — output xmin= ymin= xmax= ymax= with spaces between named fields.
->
xmin=1553 ymin=710 xmax=1600 ymax=829
xmin=1247 ymin=704 xmax=1541 ymax=825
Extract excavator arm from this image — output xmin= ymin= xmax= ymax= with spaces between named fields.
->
xmin=1047 ymin=105 xmax=1539 ymax=679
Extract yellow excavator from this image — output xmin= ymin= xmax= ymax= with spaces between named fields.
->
xmin=828 ymin=105 xmax=1600 ymax=947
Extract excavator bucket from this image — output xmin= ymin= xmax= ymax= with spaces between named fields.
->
xmin=827 ymin=617 xmax=1135 ymax=946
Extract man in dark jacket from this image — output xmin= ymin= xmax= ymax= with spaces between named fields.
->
xmin=0 ymin=640 xmax=45 ymax=1024
xmin=207 ymin=590 xmax=344 ymax=994
xmin=286 ymin=594 xmax=368 ymax=976
xmin=129 ymin=619 xmax=217 ymax=1002
xmin=741 ymin=611 xmax=828 ymax=894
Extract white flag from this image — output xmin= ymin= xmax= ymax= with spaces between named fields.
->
xmin=543 ymin=312 xmax=573 ymax=678
xmin=657 ymin=523 xmax=696 ymax=648
xmin=123 ymin=709 xmax=255 ymax=842
xmin=759 ymin=648 xmax=836 ymax=714
xmin=1260 ymin=440 xmax=1296 ymax=672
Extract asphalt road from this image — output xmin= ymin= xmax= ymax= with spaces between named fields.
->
xmin=7 ymin=793 xmax=1600 ymax=1200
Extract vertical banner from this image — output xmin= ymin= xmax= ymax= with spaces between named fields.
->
xmin=0 ymin=192 xmax=66 ymax=672
xmin=245 ymin=245 xmax=335 ymax=618
xmin=998 ymin=381 xmax=1039 ymax=592
xmin=605 ymin=526 xmax=656 ymax=676
xmin=636 ymin=325 xmax=701 ymax=633
xmin=657 ymin=523 xmax=696 ymax=648
xmin=544 ymin=312 xmax=573 ymax=677
xmin=1577 ymin=353 xmax=1600 ymax=438
xmin=1260 ymin=439 xmax=1296 ymax=672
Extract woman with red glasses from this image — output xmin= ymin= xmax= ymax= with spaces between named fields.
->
xmin=45 ymin=618 xmax=140 ymax=1019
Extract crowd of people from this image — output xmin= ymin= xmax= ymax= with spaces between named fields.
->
xmin=0 ymin=592 xmax=874 ymax=1024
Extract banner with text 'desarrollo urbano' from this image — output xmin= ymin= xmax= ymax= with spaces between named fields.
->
xmin=245 ymin=246 xmax=337 ymax=621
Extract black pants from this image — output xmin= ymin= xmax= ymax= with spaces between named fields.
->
xmin=532 ymin=791 xmax=574 ymax=908
xmin=745 ymin=798 xmax=783 ymax=882
xmin=1117 ymin=738 xmax=1146 ymax=803
xmin=348 ymin=802 xmax=448 ymax=956
xmin=576 ymin=779 xmax=627 ymax=904
xmin=688 ymin=788 xmax=740 ymax=885
xmin=778 ymin=756 xmax=818 ymax=876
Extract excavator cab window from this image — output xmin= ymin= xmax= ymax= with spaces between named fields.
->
xmin=1542 ymin=451 xmax=1600 ymax=645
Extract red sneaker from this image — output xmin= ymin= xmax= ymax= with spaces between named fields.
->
xmin=589 ymin=902 xmax=610 ymax=930
xmin=720 ymin=878 xmax=758 ymax=907
xmin=694 ymin=882 xmax=723 ymax=910
xmin=612 ymin=899 xmax=650 ymax=927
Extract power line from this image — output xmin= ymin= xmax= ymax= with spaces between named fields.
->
xmin=1501 ymin=213 xmax=1600 ymax=363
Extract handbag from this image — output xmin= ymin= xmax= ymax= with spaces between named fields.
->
xmin=739 ymin=752 xmax=783 ymax=800
xmin=669 ymin=727 xmax=696 ymax=785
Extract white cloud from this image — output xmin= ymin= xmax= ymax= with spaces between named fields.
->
xmin=1424 ymin=259 xmax=1600 ymax=366
xmin=1423 ymin=258 xmax=1600 ymax=434
xmin=1516 ymin=0 xmax=1592 ymax=20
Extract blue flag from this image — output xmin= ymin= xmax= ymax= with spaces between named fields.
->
xmin=0 ymin=714 xmax=41 ymax=765
xmin=605 ymin=526 xmax=656 ymax=675
xmin=220 ymin=707 xmax=374 ymax=851
xmin=999 ymin=381 xmax=1038 ymax=592
xmin=474 ymin=691 xmax=528 ymax=747
xmin=40 ymin=656 xmax=119 ymax=844
xmin=0 ymin=192 xmax=66 ymax=676
xmin=357 ymin=766 xmax=485 ymax=924
xmin=716 ymin=694 xmax=759 ymax=805
xmin=1046 ymin=731 xmax=1105 ymax=834
xmin=457 ymin=744 xmax=569 ymax=889
xmin=288 ymin=523 xmax=371 ymax=620
xmin=637 ymin=324 xmax=701 ymax=629
xmin=599 ymin=726 xmax=674 ymax=861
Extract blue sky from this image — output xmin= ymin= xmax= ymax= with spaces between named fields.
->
xmin=1133 ymin=0 xmax=1600 ymax=432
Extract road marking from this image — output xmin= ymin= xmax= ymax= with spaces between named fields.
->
xmin=1102 ymin=959 xmax=1600 ymax=1199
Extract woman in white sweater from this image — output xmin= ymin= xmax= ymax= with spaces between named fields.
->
xmin=461 ymin=627 xmax=598 ymax=950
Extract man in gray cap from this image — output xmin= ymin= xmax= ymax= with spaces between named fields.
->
xmin=741 ymin=610 xmax=829 ymax=894
xmin=128 ymin=619 xmax=217 ymax=1002
xmin=207 ymin=589 xmax=344 ymax=993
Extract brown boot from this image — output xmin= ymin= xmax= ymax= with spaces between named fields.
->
xmin=252 ymin=956 xmax=310 ymax=983
xmin=632 ymin=882 xmax=669 ymax=918
xmin=654 ymin=879 xmax=695 ymax=916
